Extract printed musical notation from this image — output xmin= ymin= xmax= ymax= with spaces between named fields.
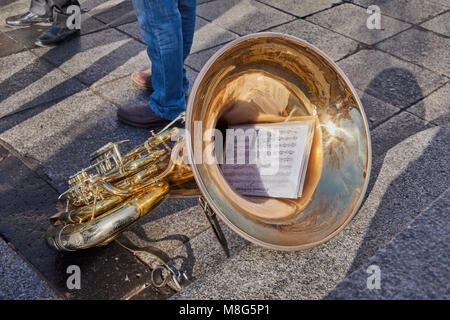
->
xmin=221 ymin=120 xmax=315 ymax=199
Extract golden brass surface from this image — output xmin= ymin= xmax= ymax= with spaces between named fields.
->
xmin=46 ymin=32 xmax=370 ymax=253
xmin=46 ymin=128 xmax=193 ymax=251
xmin=186 ymin=33 xmax=371 ymax=250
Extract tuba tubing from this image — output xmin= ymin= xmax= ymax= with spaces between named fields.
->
xmin=46 ymin=181 xmax=169 ymax=251
xmin=46 ymin=133 xmax=185 ymax=251
xmin=46 ymin=33 xmax=371 ymax=254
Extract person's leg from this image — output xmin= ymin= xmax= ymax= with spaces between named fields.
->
xmin=132 ymin=0 xmax=185 ymax=121
xmin=30 ymin=0 xmax=52 ymax=17
xmin=130 ymin=0 xmax=196 ymax=94
xmin=49 ymin=0 xmax=80 ymax=29
xmin=178 ymin=0 xmax=197 ymax=94
xmin=6 ymin=0 xmax=53 ymax=26
xmin=35 ymin=0 xmax=80 ymax=46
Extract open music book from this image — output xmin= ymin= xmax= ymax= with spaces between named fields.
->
xmin=221 ymin=119 xmax=315 ymax=199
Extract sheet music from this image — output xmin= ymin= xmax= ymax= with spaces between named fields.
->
xmin=221 ymin=120 xmax=315 ymax=199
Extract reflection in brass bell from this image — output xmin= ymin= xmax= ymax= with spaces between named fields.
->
xmin=46 ymin=33 xmax=371 ymax=254
xmin=186 ymin=32 xmax=371 ymax=250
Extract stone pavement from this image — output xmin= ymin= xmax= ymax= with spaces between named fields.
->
xmin=0 ymin=0 xmax=448 ymax=300
xmin=0 ymin=236 xmax=59 ymax=299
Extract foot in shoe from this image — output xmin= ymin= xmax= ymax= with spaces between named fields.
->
xmin=6 ymin=11 xmax=52 ymax=27
xmin=131 ymin=71 xmax=153 ymax=90
xmin=117 ymin=104 xmax=172 ymax=128
xmin=34 ymin=25 xmax=79 ymax=46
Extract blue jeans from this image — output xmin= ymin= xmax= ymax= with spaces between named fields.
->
xmin=131 ymin=0 xmax=196 ymax=120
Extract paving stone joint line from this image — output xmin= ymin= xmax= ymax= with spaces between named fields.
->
xmin=349 ymin=0 xmax=450 ymax=26
xmin=255 ymin=0 xmax=346 ymax=19
xmin=0 ymin=232 xmax=65 ymax=299
xmin=0 ymin=139 xmax=61 ymax=194
xmin=335 ymin=186 xmax=450 ymax=285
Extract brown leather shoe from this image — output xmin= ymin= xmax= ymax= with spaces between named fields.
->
xmin=117 ymin=104 xmax=171 ymax=128
xmin=131 ymin=71 xmax=153 ymax=90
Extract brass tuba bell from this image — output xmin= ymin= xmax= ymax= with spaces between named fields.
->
xmin=46 ymin=33 xmax=371 ymax=262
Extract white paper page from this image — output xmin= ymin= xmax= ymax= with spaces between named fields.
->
xmin=221 ymin=121 xmax=314 ymax=199
xmin=296 ymin=121 xmax=315 ymax=197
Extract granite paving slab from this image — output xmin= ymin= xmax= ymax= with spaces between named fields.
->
xmin=0 ymin=31 xmax=26 ymax=57
xmin=93 ymin=65 xmax=198 ymax=107
xmin=117 ymin=17 xmax=239 ymax=55
xmin=377 ymin=27 xmax=450 ymax=76
xmin=115 ymin=21 xmax=143 ymax=43
xmin=169 ymin=218 xmax=250 ymax=280
xmin=89 ymin=0 xmax=136 ymax=28
xmin=98 ymin=199 xmax=248 ymax=291
xmin=0 ymin=144 xmax=7 ymax=159
xmin=408 ymin=82 xmax=450 ymax=126
xmin=175 ymin=120 xmax=448 ymax=299
xmin=269 ymin=18 xmax=360 ymax=61
xmin=347 ymin=114 xmax=442 ymax=271
xmin=79 ymin=13 xmax=109 ymax=35
xmin=0 ymin=155 xmax=157 ymax=300
xmin=187 ymin=27 xmax=356 ymax=74
xmin=31 ymin=28 xmax=149 ymax=88
xmin=306 ymin=3 xmax=411 ymax=45
xmin=352 ymin=0 xmax=449 ymax=24
xmin=185 ymin=45 xmax=221 ymax=72
xmin=123 ymin=205 xmax=210 ymax=269
xmin=0 ymin=89 xmax=149 ymax=192
xmin=190 ymin=17 xmax=239 ymax=54
xmin=2 ymin=25 xmax=50 ymax=50
xmin=370 ymin=111 xmax=433 ymax=159
xmin=80 ymin=0 xmax=126 ymax=13
xmin=93 ymin=74 xmax=153 ymax=107
xmin=136 ymin=217 xmax=249 ymax=299
xmin=429 ymin=0 xmax=450 ymax=7
xmin=420 ymin=11 xmax=450 ymax=37
xmin=0 ymin=237 xmax=59 ymax=300
xmin=196 ymin=0 xmax=296 ymax=35
xmin=0 ymin=0 xmax=22 ymax=7
xmin=259 ymin=0 xmax=341 ymax=17
xmin=326 ymin=187 xmax=450 ymax=299
xmin=356 ymin=89 xmax=400 ymax=129
xmin=186 ymin=65 xmax=200 ymax=92
xmin=337 ymin=49 xmax=448 ymax=109
xmin=0 ymin=0 xmax=17 ymax=7
xmin=0 ymin=50 xmax=86 ymax=119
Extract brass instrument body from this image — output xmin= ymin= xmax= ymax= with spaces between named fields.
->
xmin=46 ymin=32 xmax=371 ymax=255
xmin=46 ymin=127 xmax=194 ymax=251
xmin=186 ymin=33 xmax=371 ymax=250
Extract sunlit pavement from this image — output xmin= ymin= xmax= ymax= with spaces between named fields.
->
xmin=0 ymin=0 xmax=448 ymax=300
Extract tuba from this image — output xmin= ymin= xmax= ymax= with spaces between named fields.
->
xmin=46 ymin=33 xmax=371 ymax=288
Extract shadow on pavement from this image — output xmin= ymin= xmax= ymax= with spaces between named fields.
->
xmin=344 ymin=67 xmax=448 ymax=276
